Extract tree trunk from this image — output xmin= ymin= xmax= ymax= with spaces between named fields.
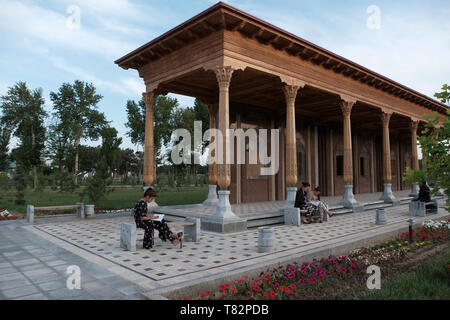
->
xmin=74 ymin=136 xmax=80 ymax=185
xmin=32 ymin=165 xmax=38 ymax=190
xmin=31 ymin=130 xmax=37 ymax=190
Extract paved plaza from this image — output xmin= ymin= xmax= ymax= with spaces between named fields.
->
xmin=1 ymin=191 xmax=448 ymax=300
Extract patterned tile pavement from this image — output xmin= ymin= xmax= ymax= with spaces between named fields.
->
xmin=21 ymin=193 xmax=448 ymax=294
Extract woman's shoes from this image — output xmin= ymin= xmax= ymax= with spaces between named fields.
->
xmin=177 ymin=232 xmax=183 ymax=249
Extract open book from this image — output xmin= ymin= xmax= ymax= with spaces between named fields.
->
xmin=152 ymin=214 xmax=164 ymax=222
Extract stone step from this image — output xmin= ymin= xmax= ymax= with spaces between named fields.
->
xmin=247 ymin=216 xmax=285 ymax=228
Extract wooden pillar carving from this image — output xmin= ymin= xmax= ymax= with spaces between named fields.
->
xmin=282 ymin=84 xmax=300 ymax=186
xmin=215 ymin=66 xmax=234 ymax=189
xmin=208 ymin=103 xmax=219 ymax=184
xmin=410 ymin=120 xmax=419 ymax=170
xmin=340 ymin=100 xmax=355 ymax=185
xmin=380 ymin=111 xmax=393 ymax=183
xmin=142 ymin=91 xmax=157 ymax=186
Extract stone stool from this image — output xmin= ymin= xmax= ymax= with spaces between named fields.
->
xmin=258 ymin=227 xmax=275 ymax=253
xmin=375 ymin=209 xmax=387 ymax=225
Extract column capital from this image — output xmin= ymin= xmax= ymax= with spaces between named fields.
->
xmin=142 ymin=91 xmax=157 ymax=107
xmin=282 ymin=84 xmax=300 ymax=106
xmin=340 ymin=100 xmax=355 ymax=117
xmin=380 ymin=111 xmax=392 ymax=127
xmin=215 ymin=66 xmax=234 ymax=89
xmin=207 ymin=103 xmax=219 ymax=115
xmin=410 ymin=119 xmax=419 ymax=133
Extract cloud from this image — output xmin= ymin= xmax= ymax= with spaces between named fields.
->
xmin=48 ymin=55 xmax=144 ymax=97
xmin=0 ymin=0 xmax=139 ymax=60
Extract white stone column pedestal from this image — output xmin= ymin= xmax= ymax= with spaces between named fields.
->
xmin=203 ymin=184 xmax=218 ymax=206
xmin=281 ymin=187 xmax=297 ymax=212
xmin=409 ymin=184 xmax=419 ymax=198
xmin=201 ymin=190 xmax=247 ymax=233
xmin=339 ymin=184 xmax=363 ymax=212
xmin=380 ymin=183 xmax=400 ymax=205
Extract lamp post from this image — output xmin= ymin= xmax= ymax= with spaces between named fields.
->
xmin=407 ymin=218 xmax=414 ymax=243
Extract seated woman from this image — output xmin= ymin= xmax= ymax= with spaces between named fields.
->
xmin=308 ymin=186 xmax=334 ymax=222
xmin=295 ymin=182 xmax=311 ymax=224
xmin=134 ymin=187 xmax=182 ymax=249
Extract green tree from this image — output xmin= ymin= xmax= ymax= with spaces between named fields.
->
xmin=0 ymin=82 xmax=47 ymax=189
xmin=434 ymin=84 xmax=450 ymax=106
xmin=0 ymin=126 xmax=11 ymax=172
xmin=82 ymin=127 xmax=122 ymax=205
xmin=405 ymin=108 xmax=450 ymax=211
xmin=50 ymin=80 xmax=107 ymax=184
xmin=124 ymin=99 xmax=145 ymax=147
xmin=125 ymin=95 xmax=180 ymax=165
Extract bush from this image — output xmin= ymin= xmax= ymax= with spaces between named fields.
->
xmin=0 ymin=172 xmax=9 ymax=191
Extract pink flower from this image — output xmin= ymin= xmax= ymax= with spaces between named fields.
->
xmin=307 ymin=277 xmax=318 ymax=285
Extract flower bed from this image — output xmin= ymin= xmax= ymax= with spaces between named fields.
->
xmin=0 ymin=209 xmax=17 ymax=220
xmin=183 ymin=256 xmax=363 ymax=300
xmin=179 ymin=219 xmax=450 ymax=301
xmin=372 ymin=219 xmax=450 ymax=252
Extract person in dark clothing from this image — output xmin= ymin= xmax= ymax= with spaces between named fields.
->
xmin=294 ymin=182 xmax=311 ymax=224
xmin=133 ymin=188 xmax=182 ymax=249
xmin=417 ymin=181 xmax=431 ymax=203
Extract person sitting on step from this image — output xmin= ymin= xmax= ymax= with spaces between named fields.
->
xmin=133 ymin=187 xmax=182 ymax=249
xmin=294 ymin=182 xmax=311 ymax=224
xmin=309 ymin=186 xmax=334 ymax=222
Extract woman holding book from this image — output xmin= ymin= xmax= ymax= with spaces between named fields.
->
xmin=133 ymin=188 xmax=183 ymax=249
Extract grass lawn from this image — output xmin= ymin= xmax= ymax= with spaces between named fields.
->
xmin=361 ymin=246 xmax=450 ymax=300
xmin=0 ymin=186 xmax=208 ymax=214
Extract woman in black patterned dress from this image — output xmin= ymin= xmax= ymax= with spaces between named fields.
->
xmin=134 ymin=188 xmax=182 ymax=249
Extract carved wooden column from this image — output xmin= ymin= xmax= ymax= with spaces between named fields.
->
xmin=142 ymin=91 xmax=156 ymax=188
xmin=282 ymin=84 xmax=299 ymax=210
xmin=203 ymin=103 xmax=219 ymax=206
xmin=338 ymin=99 xmax=361 ymax=209
xmin=202 ymin=66 xmax=246 ymax=233
xmin=409 ymin=120 xmax=420 ymax=196
xmin=379 ymin=111 xmax=398 ymax=204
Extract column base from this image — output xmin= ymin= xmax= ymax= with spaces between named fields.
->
xmin=202 ymin=184 xmax=218 ymax=206
xmin=280 ymin=187 xmax=297 ymax=213
xmin=284 ymin=207 xmax=301 ymax=226
xmin=380 ymin=183 xmax=400 ymax=205
xmin=339 ymin=184 xmax=363 ymax=211
xmin=201 ymin=190 xmax=247 ymax=233
xmin=409 ymin=184 xmax=419 ymax=198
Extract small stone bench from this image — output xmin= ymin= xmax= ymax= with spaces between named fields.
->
xmin=120 ymin=217 xmax=200 ymax=251
xmin=26 ymin=203 xmax=85 ymax=223
xmin=409 ymin=199 xmax=438 ymax=217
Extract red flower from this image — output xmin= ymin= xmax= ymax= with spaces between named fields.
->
xmin=270 ymin=291 xmax=277 ymax=299
xmin=220 ymin=284 xmax=231 ymax=291
xmin=250 ymin=283 xmax=261 ymax=293
xmin=288 ymin=284 xmax=297 ymax=291
xmin=264 ymin=292 xmax=269 ymax=298
xmin=263 ymin=275 xmax=271 ymax=282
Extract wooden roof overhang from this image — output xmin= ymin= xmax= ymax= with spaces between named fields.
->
xmin=115 ymin=2 xmax=449 ymax=120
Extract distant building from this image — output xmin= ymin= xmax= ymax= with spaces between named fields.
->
xmin=7 ymin=160 xmax=16 ymax=179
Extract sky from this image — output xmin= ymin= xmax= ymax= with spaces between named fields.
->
xmin=0 ymin=0 xmax=449 ymax=152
